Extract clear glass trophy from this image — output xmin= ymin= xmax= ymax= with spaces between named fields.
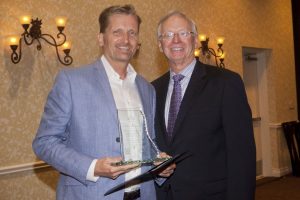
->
xmin=112 ymin=108 xmax=169 ymax=166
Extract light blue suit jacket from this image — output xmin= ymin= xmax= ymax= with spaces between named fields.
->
xmin=32 ymin=59 xmax=157 ymax=200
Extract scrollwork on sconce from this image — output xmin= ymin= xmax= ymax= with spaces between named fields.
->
xmin=9 ymin=16 xmax=73 ymax=66
xmin=194 ymin=34 xmax=225 ymax=68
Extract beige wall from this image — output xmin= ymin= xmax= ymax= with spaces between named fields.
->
xmin=0 ymin=0 xmax=297 ymax=199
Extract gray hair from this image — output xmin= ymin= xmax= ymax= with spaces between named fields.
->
xmin=157 ymin=11 xmax=198 ymax=39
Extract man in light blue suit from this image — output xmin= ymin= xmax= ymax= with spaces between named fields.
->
xmin=33 ymin=5 xmax=174 ymax=200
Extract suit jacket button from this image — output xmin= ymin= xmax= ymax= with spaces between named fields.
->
xmin=116 ymin=137 xmax=120 ymax=142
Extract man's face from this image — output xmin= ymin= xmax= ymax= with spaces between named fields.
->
xmin=98 ymin=14 xmax=139 ymax=66
xmin=158 ymin=15 xmax=198 ymax=68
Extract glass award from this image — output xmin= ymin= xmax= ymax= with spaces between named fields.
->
xmin=112 ymin=108 xmax=169 ymax=166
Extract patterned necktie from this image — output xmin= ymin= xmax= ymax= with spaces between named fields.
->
xmin=167 ymin=74 xmax=184 ymax=140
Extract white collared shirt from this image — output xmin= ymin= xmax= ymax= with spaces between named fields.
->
xmin=87 ymin=56 xmax=142 ymax=192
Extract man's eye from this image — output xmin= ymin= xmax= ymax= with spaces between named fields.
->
xmin=179 ymin=32 xmax=188 ymax=37
xmin=113 ymin=30 xmax=123 ymax=36
xmin=128 ymin=31 xmax=137 ymax=37
xmin=166 ymin=32 xmax=174 ymax=38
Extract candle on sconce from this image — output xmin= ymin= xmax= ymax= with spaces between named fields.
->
xmin=9 ymin=36 xmax=19 ymax=45
xmin=194 ymin=49 xmax=200 ymax=57
xmin=217 ymin=37 xmax=225 ymax=45
xmin=62 ymin=41 xmax=71 ymax=50
xmin=62 ymin=41 xmax=71 ymax=53
xmin=198 ymin=34 xmax=207 ymax=42
xmin=55 ymin=17 xmax=67 ymax=28
xmin=8 ymin=36 xmax=20 ymax=46
xmin=8 ymin=36 xmax=20 ymax=52
xmin=217 ymin=37 xmax=225 ymax=49
xmin=56 ymin=17 xmax=67 ymax=33
xmin=20 ymin=15 xmax=31 ymax=25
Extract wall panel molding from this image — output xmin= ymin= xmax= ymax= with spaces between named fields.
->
xmin=272 ymin=166 xmax=292 ymax=177
xmin=0 ymin=161 xmax=50 ymax=175
xmin=269 ymin=122 xmax=282 ymax=128
xmin=269 ymin=122 xmax=292 ymax=177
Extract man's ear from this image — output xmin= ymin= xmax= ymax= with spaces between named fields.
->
xmin=158 ymin=41 xmax=163 ymax=52
xmin=194 ymin=34 xmax=200 ymax=49
xmin=98 ymin=33 xmax=104 ymax=47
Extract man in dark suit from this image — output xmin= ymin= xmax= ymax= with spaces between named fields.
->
xmin=152 ymin=11 xmax=256 ymax=200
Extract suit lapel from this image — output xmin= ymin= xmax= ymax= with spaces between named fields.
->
xmin=136 ymin=76 xmax=148 ymax=115
xmin=93 ymin=60 xmax=118 ymax=119
xmin=156 ymin=73 xmax=171 ymax=143
xmin=170 ymin=61 xmax=207 ymax=143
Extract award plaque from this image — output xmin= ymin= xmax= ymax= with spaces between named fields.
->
xmin=105 ymin=152 xmax=188 ymax=196
xmin=112 ymin=109 xmax=169 ymax=166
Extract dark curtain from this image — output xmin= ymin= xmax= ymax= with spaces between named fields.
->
xmin=292 ymin=0 xmax=300 ymax=119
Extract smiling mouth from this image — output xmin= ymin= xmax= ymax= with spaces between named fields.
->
xmin=171 ymin=47 xmax=184 ymax=52
xmin=117 ymin=46 xmax=130 ymax=51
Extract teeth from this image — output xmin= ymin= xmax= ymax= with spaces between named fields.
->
xmin=171 ymin=47 xmax=183 ymax=51
xmin=118 ymin=46 xmax=129 ymax=50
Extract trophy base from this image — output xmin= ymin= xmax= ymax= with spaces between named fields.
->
xmin=111 ymin=157 xmax=170 ymax=166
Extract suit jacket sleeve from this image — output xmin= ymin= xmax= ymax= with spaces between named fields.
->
xmin=222 ymin=72 xmax=256 ymax=200
xmin=32 ymin=70 xmax=94 ymax=185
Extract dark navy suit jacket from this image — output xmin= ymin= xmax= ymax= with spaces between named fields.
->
xmin=152 ymin=60 xmax=256 ymax=200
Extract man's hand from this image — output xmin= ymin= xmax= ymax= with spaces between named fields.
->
xmin=155 ymin=152 xmax=176 ymax=178
xmin=94 ymin=157 xmax=139 ymax=179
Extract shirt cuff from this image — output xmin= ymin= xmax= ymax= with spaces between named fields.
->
xmin=86 ymin=159 xmax=99 ymax=182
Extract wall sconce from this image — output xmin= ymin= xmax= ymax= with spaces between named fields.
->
xmin=8 ymin=15 xmax=73 ymax=66
xmin=194 ymin=34 xmax=225 ymax=68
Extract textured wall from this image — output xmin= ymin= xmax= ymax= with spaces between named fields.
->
xmin=0 ymin=168 xmax=59 ymax=200
xmin=0 ymin=0 xmax=296 ymax=199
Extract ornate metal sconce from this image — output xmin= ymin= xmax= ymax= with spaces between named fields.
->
xmin=194 ymin=34 xmax=225 ymax=68
xmin=9 ymin=16 xmax=73 ymax=66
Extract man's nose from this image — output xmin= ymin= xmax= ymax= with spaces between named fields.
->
xmin=121 ymin=32 xmax=130 ymax=43
xmin=172 ymin=33 xmax=181 ymax=43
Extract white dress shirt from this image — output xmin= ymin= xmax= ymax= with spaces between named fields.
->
xmin=86 ymin=56 xmax=142 ymax=192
